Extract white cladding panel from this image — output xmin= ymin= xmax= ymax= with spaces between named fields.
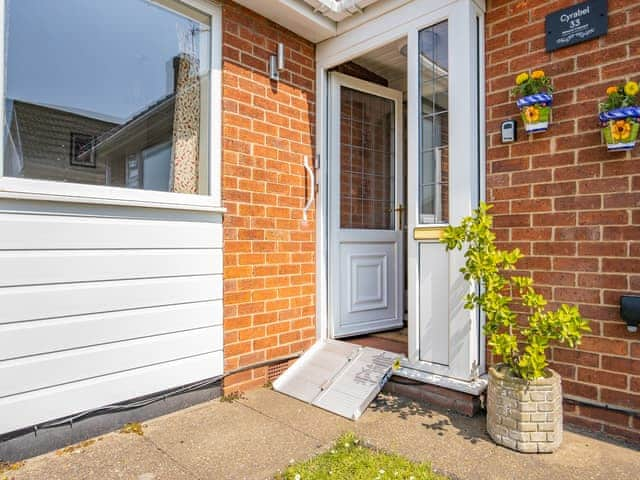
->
xmin=0 ymin=203 xmax=224 ymax=435
xmin=0 ymin=302 xmax=222 ymax=361
xmin=0 ymin=249 xmax=222 ymax=287
xmin=0 ymin=352 xmax=223 ymax=435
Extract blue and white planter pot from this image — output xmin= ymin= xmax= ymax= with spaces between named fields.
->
xmin=516 ymin=93 xmax=553 ymax=134
xmin=598 ymin=107 xmax=640 ymax=151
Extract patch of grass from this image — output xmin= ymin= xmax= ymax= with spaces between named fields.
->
xmin=220 ymin=391 xmax=246 ymax=403
xmin=1 ymin=460 xmax=25 ymax=480
xmin=120 ymin=422 xmax=145 ymax=436
xmin=275 ymin=433 xmax=447 ymax=480
xmin=0 ymin=461 xmax=24 ymax=473
xmin=55 ymin=439 xmax=96 ymax=456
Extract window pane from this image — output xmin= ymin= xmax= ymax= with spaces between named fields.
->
xmin=339 ymin=87 xmax=395 ymax=230
xmin=419 ymin=21 xmax=448 ymax=223
xmin=4 ymin=0 xmax=211 ymax=195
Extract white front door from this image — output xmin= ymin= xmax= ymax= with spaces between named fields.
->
xmin=328 ymin=72 xmax=404 ymax=338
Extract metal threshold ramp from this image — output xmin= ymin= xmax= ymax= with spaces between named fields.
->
xmin=272 ymin=340 xmax=399 ymax=420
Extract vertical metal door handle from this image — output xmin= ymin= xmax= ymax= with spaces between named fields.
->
xmin=303 ymin=155 xmax=314 ymax=221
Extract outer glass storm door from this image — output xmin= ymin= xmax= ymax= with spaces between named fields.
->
xmin=328 ymin=72 xmax=404 ymax=338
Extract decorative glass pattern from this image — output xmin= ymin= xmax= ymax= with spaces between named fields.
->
xmin=419 ymin=21 xmax=449 ymax=224
xmin=339 ymin=87 xmax=395 ymax=230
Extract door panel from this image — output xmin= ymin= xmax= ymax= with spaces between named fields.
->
xmin=339 ymin=242 xmax=398 ymax=335
xmin=349 ymin=251 xmax=388 ymax=313
xmin=418 ymin=242 xmax=448 ymax=365
xmin=329 ymin=73 xmax=404 ymax=338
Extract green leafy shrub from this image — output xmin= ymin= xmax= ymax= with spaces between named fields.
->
xmin=441 ymin=202 xmax=590 ymax=381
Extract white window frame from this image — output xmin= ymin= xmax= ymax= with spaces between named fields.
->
xmin=0 ymin=0 xmax=223 ymax=212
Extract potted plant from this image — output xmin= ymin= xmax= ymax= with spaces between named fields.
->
xmin=512 ymin=70 xmax=553 ymax=134
xmin=599 ymin=80 xmax=640 ymax=151
xmin=441 ymin=203 xmax=590 ymax=453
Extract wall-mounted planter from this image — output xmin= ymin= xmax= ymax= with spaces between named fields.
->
xmin=516 ymin=93 xmax=553 ymax=134
xmin=599 ymin=107 xmax=640 ymax=151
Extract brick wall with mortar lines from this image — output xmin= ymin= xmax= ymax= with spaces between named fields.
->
xmin=486 ymin=0 xmax=640 ymax=440
xmin=221 ymin=1 xmax=316 ymax=392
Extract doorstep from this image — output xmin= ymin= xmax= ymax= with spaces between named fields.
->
xmin=383 ymin=376 xmax=482 ymax=417
xmin=273 ymin=339 xmax=486 ymax=420
xmin=385 ymin=365 xmax=488 ymax=417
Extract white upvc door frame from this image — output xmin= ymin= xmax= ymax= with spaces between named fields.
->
xmin=0 ymin=0 xmax=223 ymax=212
xmin=315 ymin=0 xmax=486 ymax=385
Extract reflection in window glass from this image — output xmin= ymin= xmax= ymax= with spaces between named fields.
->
xmin=419 ymin=21 xmax=448 ymax=223
xmin=3 ymin=0 xmax=211 ymax=195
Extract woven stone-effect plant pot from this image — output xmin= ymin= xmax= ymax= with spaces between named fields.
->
xmin=487 ymin=365 xmax=562 ymax=453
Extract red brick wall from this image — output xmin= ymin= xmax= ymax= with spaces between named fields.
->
xmin=486 ymin=0 xmax=640 ymax=439
xmin=221 ymin=1 xmax=316 ymax=392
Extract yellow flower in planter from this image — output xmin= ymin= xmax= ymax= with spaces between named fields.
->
xmin=524 ymin=105 xmax=539 ymax=123
xmin=624 ymin=81 xmax=639 ymax=96
xmin=612 ymin=119 xmax=632 ymax=141
xmin=531 ymin=70 xmax=545 ymax=79
xmin=606 ymin=86 xmax=619 ymax=96
xmin=515 ymin=72 xmax=529 ymax=85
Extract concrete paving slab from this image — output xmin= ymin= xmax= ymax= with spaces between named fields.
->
xmin=144 ymin=395 xmax=325 ymax=480
xmin=356 ymin=394 xmax=640 ymax=480
xmin=8 ymin=431 xmax=193 ymax=480
xmin=241 ymin=388 xmax=353 ymax=443
xmin=5 ymin=388 xmax=640 ymax=480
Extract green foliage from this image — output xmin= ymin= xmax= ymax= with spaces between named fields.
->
xmin=441 ymin=202 xmax=590 ymax=381
xmin=120 ymin=422 xmax=144 ymax=436
xmin=220 ymin=391 xmax=246 ymax=402
xmin=0 ymin=460 xmax=25 ymax=480
xmin=275 ymin=433 xmax=446 ymax=480
xmin=601 ymin=81 xmax=639 ymax=112
xmin=511 ymin=70 xmax=553 ymax=97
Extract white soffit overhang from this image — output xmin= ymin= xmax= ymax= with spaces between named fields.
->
xmin=232 ymin=0 xmax=384 ymax=42
xmin=303 ymin=0 xmax=382 ymax=21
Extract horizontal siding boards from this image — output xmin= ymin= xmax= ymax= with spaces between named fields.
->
xmin=0 ymin=301 xmax=223 ymax=361
xmin=0 ymin=326 xmax=222 ymax=398
xmin=0 ymin=198 xmax=221 ymax=223
xmin=0 ymin=249 xmax=222 ymax=287
xmin=0 ymin=213 xmax=222 ymax=250
xmin=0 ymin=351 xmax=223 ymax=435
xmin=0 ymin=275 xmax=222 ymax=324
xmin=0 ymin=204 xmax=224 ymax=435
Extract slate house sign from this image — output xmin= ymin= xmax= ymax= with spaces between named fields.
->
xmin=545 ymin=0 xmax=608 ymax=52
